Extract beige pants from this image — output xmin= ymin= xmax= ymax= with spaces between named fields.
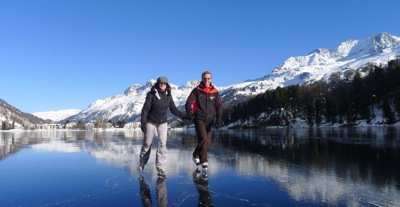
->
xmin=139 ymin=122 xmax=168 ymax=172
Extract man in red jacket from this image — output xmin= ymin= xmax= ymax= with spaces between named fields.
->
xmin=185 ymin=71 xmax=223 ymax=177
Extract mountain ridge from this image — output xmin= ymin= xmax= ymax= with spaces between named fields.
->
xmin=224 ymin=32 xmax=400 ymax=98
xmin=2 ymin=32 xmax=400 ymax=124
xmin=32 ymin=109 xmax=81 ymax=122
xmin=0 ymin=99 xmax=50 ymax=128
xmin=63 ymin=32 xmax=400 ymax=123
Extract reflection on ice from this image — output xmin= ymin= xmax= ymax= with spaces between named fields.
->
xmin=192 ymin=169 xmax=213 ymax=206
xmin=207 ymin=128 xmax=400 ymax=206
xmin=1 ymin=127 xmax=400 ymax=206
xmin=139 ymin=176 xmax=153 ymax=207
xmin=74 ymin=128 xmax=400 ymax=206
xmin=32 ymin=141 xmax=80 ymax=153
xmin=139 ymin=175 xmax=168 ymax=207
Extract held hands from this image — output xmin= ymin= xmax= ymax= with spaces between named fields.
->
xmin=185 ymin=113 xmax=193 ymax=120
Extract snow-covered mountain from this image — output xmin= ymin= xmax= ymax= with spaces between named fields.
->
xmin=65 ymin=32 xmax=400 ymax=123
xmin=33 ymin=109 xmax=81 ymax=122
xmin=0 ymin=99 xmax=50 ymax=128
xmin=66 ymin=79 xmax=200 ymax=123
xmin=219 ymin=32 xmax=400 ymax=103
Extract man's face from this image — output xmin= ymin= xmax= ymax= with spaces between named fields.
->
xmin=202 ymin=74 xmax=212 ymax=87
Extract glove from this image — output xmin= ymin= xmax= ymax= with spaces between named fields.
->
xmin=216 ymin=119 xmax=222 ymax=129
xmin=141 ymin=124 xmax=147 ymax=134
xmin=185 ymin=113 xmax=193 ymax=120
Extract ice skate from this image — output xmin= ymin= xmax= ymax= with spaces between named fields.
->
xmin=201 ymin=162 xmax=208 ymax=178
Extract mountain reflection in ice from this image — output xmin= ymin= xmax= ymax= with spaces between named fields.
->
xmin=32 ymin=141 xmax=80 ymax=153
xmin=1 ymin=127 xmax=399 ymax=206
xmin=205 ymin=127 xmax=400 ymax=206
xmin=76 ymin=127 xmax=400 ymax=206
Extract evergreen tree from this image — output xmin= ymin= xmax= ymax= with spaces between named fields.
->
xmin=351 ymin=72 xmax=370 ymax=120
xmin=117 ymin=120 xmax=126 ymax=128
xmin=1 ymin=121 xmax=6 ymax=130
xmin=75 ymin=120 xmax=86 ymax=129
xmin=64 ymin=119 xmax=70 ymax=129
xmin=226 ymin=58 xmax=400 ymax=127
xmin=382 ymin=99 xmax=395 ymax=124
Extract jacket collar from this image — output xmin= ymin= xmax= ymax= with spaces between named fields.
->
xmin=197 ymin=82 xmax=218 ymax=93
xmin=152 ymin=87 xmax=168 ymax=99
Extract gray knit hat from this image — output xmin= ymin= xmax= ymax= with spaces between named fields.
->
xmin=157 ymin=76 xmax=168 ymax=84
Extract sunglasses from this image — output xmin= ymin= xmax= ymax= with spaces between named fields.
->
xmin=203 ymin=77 xmax=212 ymax=80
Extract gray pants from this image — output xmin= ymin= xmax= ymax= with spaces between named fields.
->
xmin=139 ymin=122 xmax=168 ymax=172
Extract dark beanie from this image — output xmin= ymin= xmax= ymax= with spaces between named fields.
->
xmin=157 ymin=76 xmax=168 ymax=84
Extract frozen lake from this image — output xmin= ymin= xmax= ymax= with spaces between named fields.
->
xmin=1 ymin=127 xmax=400 ymax=206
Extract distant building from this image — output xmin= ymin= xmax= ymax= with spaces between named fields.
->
xmin=85 ymin=123 xmax=95 ymax=131
xmin=124 ymin=122 xmax=140 ymax=129
xmin=65 ymin=122 xmax=75 ymax=129
xmin=36 ymin=124 xmax=63 ymax=130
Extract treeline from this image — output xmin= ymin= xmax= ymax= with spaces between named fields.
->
xmin=223 ymin=59 xmax=400 ymax=128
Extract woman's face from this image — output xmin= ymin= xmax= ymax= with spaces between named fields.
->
xmin=159 ymin=83 xmax=167 ymax=91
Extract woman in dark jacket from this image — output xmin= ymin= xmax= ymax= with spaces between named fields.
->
xmin=139 ymin=76 xmax=189 ymax=177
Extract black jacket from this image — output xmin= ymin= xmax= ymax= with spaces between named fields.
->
xmin=141 ymin=87 xmax=186 ymax=126
xmin=185 ymin=82 xmax=222 ymax=124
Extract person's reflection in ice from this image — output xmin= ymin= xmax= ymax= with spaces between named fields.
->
xmin=156 ymin=177 xmax=168 ymax=207
xmin=139 ymin=176 xmax=152 ymax=207
xmin=193 ymin=169 xmax=214 ymax=207
xmin=139 ymin=176 xmax=168 ymax=207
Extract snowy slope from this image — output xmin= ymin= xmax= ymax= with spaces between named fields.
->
xmin=219 ymin=32 xmax=400 ymax=102
xmin=33 ymin=109 xmax=81 ymax=122
xmin=65 ymin=32 xmax=400 ymax=122
xmin=0 ymin=99 xmax=50 ymax=127
xmin=66 ymin=80 xmax=200 ymax=122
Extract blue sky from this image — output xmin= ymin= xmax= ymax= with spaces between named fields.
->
xmin=1 ymin=0 xmax=399 ymax=113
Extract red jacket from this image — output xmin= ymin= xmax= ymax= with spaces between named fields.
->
xmin=185 ymin=82 xmax=222 ymax=124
